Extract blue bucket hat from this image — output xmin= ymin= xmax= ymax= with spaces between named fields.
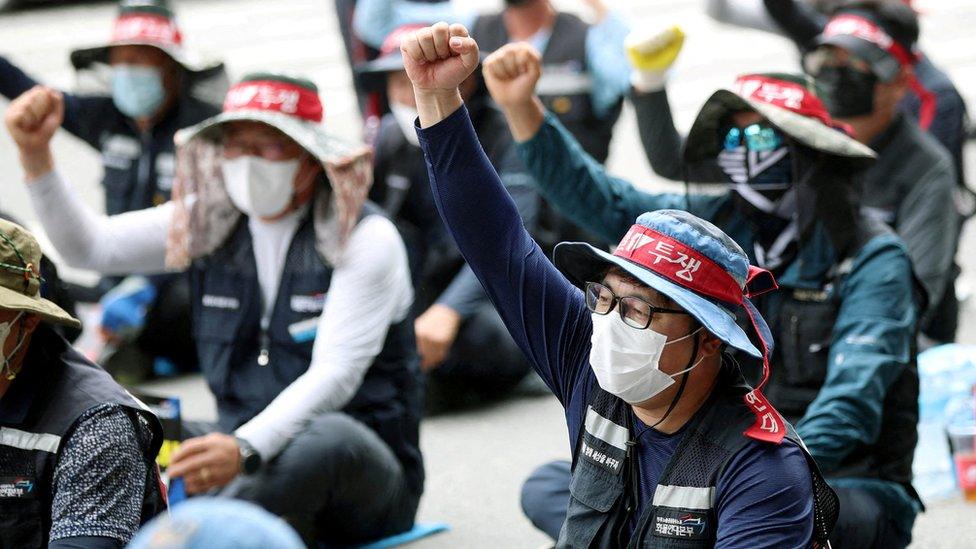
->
xmin=127 ymin=497 xmax=304 ymax=549
xmin=554 ymin=210 xmax=788 ymax=441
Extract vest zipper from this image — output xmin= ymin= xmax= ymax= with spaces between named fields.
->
xmin=258 ymin=330 xmax=270 ymax=366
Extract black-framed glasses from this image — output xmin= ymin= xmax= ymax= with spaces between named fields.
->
xmin=585 ymin=281 xmax=688 ymax=330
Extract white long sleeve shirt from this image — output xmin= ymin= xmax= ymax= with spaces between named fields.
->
xmin=28 ymin=171 xmax=414 ymax=460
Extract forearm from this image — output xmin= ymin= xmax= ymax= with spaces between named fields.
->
xmin=516 ymin=112 xmax=667 ymax=242
xmin=27 ymin=171 xmax=169 ymax=274
xmin=499 ymin=97 xmax=546 ymax=143
xmin=632 ymin=89 xmax=690 ymax=181
xmin=0 ymin=55 xmax=40 ymax=100
xmin=418 ymin=105 xmax=589 ymax=402
xmin=762 ymin=0 xmax=826 ymax=49
xmin=436 ymin=264 xmax=486 ymax=319
xmin=705 ymin=0 xmax=782 ymax=34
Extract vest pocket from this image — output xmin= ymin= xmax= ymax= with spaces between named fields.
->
xmin=776 ymin=297 xmax=837 ymax=413
xmin=559 ymin=462 xmax=624 ymax=547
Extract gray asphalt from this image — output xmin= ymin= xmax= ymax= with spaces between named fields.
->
xmin=2 ymin=0 xmax=975 ymax=546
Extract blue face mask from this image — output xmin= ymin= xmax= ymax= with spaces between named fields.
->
xmin=111 ymin=64 xmax=166 ymax=118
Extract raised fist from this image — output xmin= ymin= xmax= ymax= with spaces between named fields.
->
xmin=483 ymin=43 xmax=542 ymax=110
xmin=626 ymin=25 xmax=685 ymax=92
xmin=4 ymin=86 xmax=64 ymax=155
xmin=400 ymin=22 xmax=480 ymax=94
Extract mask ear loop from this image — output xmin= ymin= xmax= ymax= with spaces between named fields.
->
xmin=648 ymin=333 xmax=701 ymax=430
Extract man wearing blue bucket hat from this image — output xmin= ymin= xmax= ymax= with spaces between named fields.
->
xmin=400 ymin=23 xmax=838 ymax=546
xmin=484 ymin=38 xmax=920 ymax=548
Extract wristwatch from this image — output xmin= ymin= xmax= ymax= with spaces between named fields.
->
xmin=236 ymin=437 xmax=262 ymax=475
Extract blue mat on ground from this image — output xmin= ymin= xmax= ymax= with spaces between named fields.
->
xmin=353 ymin=523 xmax=450 ymax=549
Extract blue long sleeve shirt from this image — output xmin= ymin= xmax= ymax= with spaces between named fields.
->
xmin=418 ymin=105 xmax=815 ymax=546
xmin=352 ymin=0 xmax=630 ymax=117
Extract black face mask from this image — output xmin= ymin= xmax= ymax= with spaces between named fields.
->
xmin=504 ymin=0 xmax=534 ymax=5
xmin=816 ymin=66 xmax=878 ymax=119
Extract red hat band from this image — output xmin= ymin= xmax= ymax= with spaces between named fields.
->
xmin=380 ymin=24 xmax=427 ymax=57
xmin=111 ymin=13 xmax=183 ymax=48
xmin=823 ymin=14 xmax=935 ymax=128
xmin=613 ymin=224 xmax=786 ymax=443
xmin=224 ymin=80 xmax=324 ymax=123
xmin=733 ymin=75 xmax=843 ymax=131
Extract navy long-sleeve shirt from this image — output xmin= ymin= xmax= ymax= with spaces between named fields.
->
xmin=418 ymin=105 xmax=814 ymax=546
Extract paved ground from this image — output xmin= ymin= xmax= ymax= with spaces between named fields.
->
xmin=2 ymin=0 xmax=975 ymax=546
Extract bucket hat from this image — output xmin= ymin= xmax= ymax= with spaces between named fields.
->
xmin=555 ymin=209 xmax=787 ymax=442
xmin=683 ymin=73 xmax=876 ymax=168
xmin=0 ymin=219 xmax=81 ymax=329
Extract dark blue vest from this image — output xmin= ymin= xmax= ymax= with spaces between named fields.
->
xmin=189 ymin=205 xmax=424 ymax=494
xmin=0 ymin=325 xmax=165 ymax=548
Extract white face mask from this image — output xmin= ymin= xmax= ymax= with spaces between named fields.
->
xmin=221 ymin=156 xmax=302 ymax=219
xmin=589 ymin=313 xmax=703 ymax=404
xmin=390 ymin=103 xmax=420 ymax=147
xmin=1 ymin=312 xmax=26 ymax=380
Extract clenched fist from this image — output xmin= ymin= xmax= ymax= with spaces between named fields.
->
xmin=4 ymin=86 xmax=64 ymax=180
xmin=483 ymin=43 xmax=542 ymax=110
xmin=401 ymin=22 xmax=480 ymax=127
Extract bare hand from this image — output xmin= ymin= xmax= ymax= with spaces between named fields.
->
xmin=168 ymin=433 xmax=241 ymax=494
xmin=401 ymin=22 xmax=480 ymax=94
xmin=4 ymin=86 xmax=63 ymax=156
xmin=401 ymin=22 xmax=480 ymax=127
xmin=415 ymin=303 xmax=462 ymax=371
xmin=483 ymin=43 xmax=543 ymax=111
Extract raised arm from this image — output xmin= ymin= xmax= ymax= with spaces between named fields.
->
xmin=484 ymin=42 xmax=729 ymax=244
xmin=404 ymin=23 xmax=592 ymax=403
xmin=0 ymin=58 xmax=113 ymax=149
xmin=5 ymin=87 xmax=169 ymax=275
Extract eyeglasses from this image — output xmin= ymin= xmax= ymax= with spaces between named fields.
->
xmin=723 ymin=123 xmax=784 ymax=152
xmin=585 ymin=281 xmax=687 ymax=330
xmin=222 ymin=136 xmax=295 ymax=161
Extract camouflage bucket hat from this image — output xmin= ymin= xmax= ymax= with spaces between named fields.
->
xmin=684 ymin=73 xmax=876 ymax=168
xmin=0 ymin=219 xmax=81 ymax=329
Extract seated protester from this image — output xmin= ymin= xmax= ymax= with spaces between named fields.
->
xmin=6 ymin=76 xmax=424 ymax=546
xmin=0 ymin=0 xmax=228 ymax=375
xmin=358 ymin=25 xmax=538 ymax=405
xmin=0 ymin=219 xmax=165 ymax=548
xmin=703 ymin=0 xmax=965 ymax=343
xmin=353 ymin=0 xmax=631 ymax=165
xmin=400 ymin=24 xmax=840 ymax=547
xmin=484 ymin=42 xmax=921 ymax=547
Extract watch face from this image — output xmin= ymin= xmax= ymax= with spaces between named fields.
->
xmin=242 ymin=451 xmax=261 ymax=475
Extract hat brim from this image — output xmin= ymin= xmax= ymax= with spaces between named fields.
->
xmin=811 ymin=34 xmax=901 ymax=82
xmin=0 ymin=285 xmax=81 ymax=329
xmin=175 ymin=110 xmax=356 ymax=163
xmin=553 ymin=241 xmax=762 ymax=359
xmin=70 ymin=41 xmax=221 ymax=75
xmin=354 ymin=54 xmax=409 ymax=93
xmin=684 ymin=89 xmax=876 ymax=168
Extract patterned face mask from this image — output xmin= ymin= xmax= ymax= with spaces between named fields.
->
xmin=717 ymin=123 xmax=793 ymax=191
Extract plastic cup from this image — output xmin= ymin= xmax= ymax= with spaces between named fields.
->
xmin=947 ymin=424 xmax=976 ymax=502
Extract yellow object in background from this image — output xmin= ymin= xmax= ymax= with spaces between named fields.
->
xmin=626 ymin=26 xmax=686 ymax=72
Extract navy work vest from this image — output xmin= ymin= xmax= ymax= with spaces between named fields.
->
xmin=0 ymin=325 xmax=165 ymax=548
xmin=189 ymin=204 xmax=424 ymax=494
xmin=559 ymin=366 xmax=838 ymax=548
xmin=471 ymin=11 xmax=622 ymax=164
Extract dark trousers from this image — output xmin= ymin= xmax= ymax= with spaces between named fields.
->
xmin=829 ymin=485 xmax=913 ymax=549
xmin=426 ymin=303 xmax=533 ymax=411
xmin=519 ymin=460 xmax=915 ymax=548
xmin=185 ymin=413 xmax=419 ymax=545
